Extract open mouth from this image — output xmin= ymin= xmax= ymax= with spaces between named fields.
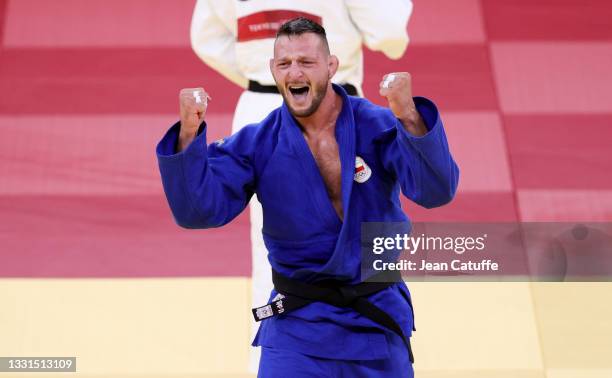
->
xmin=288 ymin=84 xmax=310 ymax=101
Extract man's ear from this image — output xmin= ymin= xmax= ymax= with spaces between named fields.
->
xmin=269 ymin=58 xmax=275 ymax=76
xmin=328 ymin=55 xmax=339 ymax=79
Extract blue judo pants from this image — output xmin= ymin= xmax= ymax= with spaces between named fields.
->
xmin=258 ymin=333 xmax=414 ymax=378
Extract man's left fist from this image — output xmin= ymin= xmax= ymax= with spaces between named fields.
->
xmin=379 ymin=72 xmax=427 ymax=136
xmin=379 ymin=72 xmax=416 ymax=121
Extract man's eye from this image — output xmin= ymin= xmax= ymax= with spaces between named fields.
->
xmin=277 ymin=62 xmax=289 ymax=68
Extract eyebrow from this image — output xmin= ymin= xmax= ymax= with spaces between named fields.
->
xmin=275 ymin=54 xmax=319 ymax=62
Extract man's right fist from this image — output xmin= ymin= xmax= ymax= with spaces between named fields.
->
xmin=178 ymin=88 xmax=211 ymax=151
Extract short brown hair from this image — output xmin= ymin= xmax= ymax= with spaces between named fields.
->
xmin=276 ymin=17 xmax=330 ymax=53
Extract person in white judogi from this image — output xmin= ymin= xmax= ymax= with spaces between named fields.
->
xmin=189 ymin=0 xmax=414 ymax=370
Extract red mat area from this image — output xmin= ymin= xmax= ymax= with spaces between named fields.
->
xmin=490 ymin=42 xmax=612 ymax=114
xmin=518 ymin=190 xmax=612 ymax=222
xmin=2 ymin=0 xmax=193 ymax=47
xmin=504 ymin=115 xmax=612 ymax=189
xmin=363 ymin=45 xmax=498 ymax=111
xmin=408 ymin=0 xmax=485 ymax=44
xmin=1 ymin=0 xmax=612 ymax=277
xmin=0 ymin=48 xmax=242 ymax=114
xmin=0 ymin=113 xmax=232 ymax=194
xmin=482 ymin=0 xmax=612 ymax=41
xmin=402 ymin=192 xmax=519 ymax=222
xmin=0 ymin=1 xmax=6 ymax=44
xmin=443 ymin=112 xmax=512 ymax=192
xmin=0 ymin=195 xmax=251 ymax=277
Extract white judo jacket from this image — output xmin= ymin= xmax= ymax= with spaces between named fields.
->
xmin=190 ymin=0 xmax=414 ymax=94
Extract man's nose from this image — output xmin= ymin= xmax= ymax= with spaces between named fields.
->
xmin=287 ymin=62 xmax=304 ymax=80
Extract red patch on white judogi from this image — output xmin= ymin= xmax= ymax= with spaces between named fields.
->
xmin=237 ymin=10 xmax=322 ymax=42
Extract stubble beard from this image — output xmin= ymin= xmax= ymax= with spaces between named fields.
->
xmin=282 ymin=79 xmax=328 ymax=118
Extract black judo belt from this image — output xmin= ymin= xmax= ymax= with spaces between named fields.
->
xmin=252 ymin=269 xmax=414 ymax=363
xmin=248 ymin=80 xmax=359 ymax=96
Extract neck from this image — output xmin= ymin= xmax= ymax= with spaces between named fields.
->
xmin=295 ymin=83 xmax=342 ymax=133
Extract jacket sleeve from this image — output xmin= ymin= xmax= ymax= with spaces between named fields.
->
xmin=378 ymin=97 xmax=459 ymax=208
xmin=344 ymin=0 xmax=413 ymax=59
xmin=156 ymin=121 xmax=255 ymax=228
xmin=190 ymin=0 xmax=248 ymax=88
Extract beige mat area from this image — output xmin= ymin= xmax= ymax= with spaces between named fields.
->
xmin=0 ymin=278 xmax=251 ymax=376
xmin=408 ymin=282 xmax=543 ymax=370
xmin=531 ymin=283 xmax=612 ymax=370
xmin=1 ymin=279 xmax=611 ymax=376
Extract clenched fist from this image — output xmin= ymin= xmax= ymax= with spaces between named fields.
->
xmin=178 ymin=87 xmax=211 ymax=151
xmin=379 ymin=72 xmax=427 ymax=136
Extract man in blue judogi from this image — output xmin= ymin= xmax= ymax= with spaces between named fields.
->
xmin=157 ymin=18 xmax=459 ymax=378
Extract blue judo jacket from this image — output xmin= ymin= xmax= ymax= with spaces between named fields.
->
xmin=156 ymin=84 xmax=459 ymax=360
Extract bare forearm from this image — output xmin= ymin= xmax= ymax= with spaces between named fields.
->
xmin=177 ymin=87 xmax=209 ymax=152
xmin=379 ymin=72 xmax=428 ymax=137
xmin=177 ymin=127 xmax=197 ymax=152
xmin=398 ymin=107 xmax=427 ymax=137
